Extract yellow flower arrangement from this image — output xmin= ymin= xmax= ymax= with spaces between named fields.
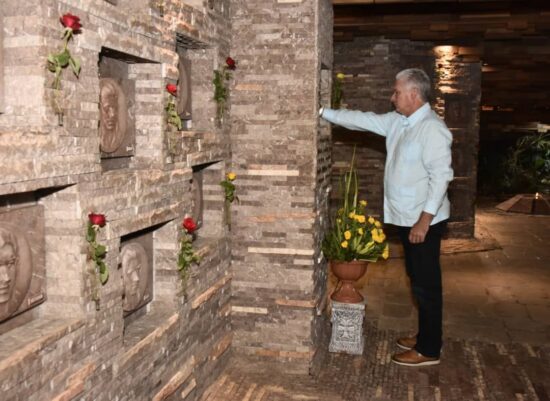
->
xmin=322 ymin=151 xmax=389 ymax=262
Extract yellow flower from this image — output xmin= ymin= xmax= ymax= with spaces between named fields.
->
xmin=355 ymin=215 xmax=366 ymax=223
xmin=357 ymin=228 xmax=363 ymax=235
xmin=336 ymin=72 xmax=345 ymax=80
xmin=374 ymin=220 xmax=381 ymax=228
xmin=348 ymin=212 xmax=355 ymax=219
xmin=368 ymin=216 xmax=375 ymax=224
xmin=336 ymin=218 xmax=341 ymax=224
xmin=341 ymin=241 xmax=348 ymax=248
xmin=359 ymin=200 xmax=367 ymax=207
xmin=382 ymin=244 xmax=389 ymax=259
xmin=371 ymin=228 xmax=385 ymax=243
xmin=226 ymin=172 xmax=236 ymax=181
xmin=344 ymin=231 xmax=351 ymax=240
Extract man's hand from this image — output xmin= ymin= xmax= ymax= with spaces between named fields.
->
xmin=409 ymin=211 xmax=434 ymax=244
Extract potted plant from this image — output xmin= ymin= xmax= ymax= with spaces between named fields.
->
xmin=322 ymin=151 xmax=389 ymax=303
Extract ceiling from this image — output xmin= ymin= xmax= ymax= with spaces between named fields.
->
xmin=332 ymin=0 xmax=550 ymax=136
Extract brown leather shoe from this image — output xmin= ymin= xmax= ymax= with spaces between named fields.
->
xmin=396 ymin=335 xmax=417 ymax=350
xmin=391 ymin=349 xmax=440 ymax=366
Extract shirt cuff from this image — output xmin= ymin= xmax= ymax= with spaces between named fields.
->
xmin=319 ymin=106 xmax=324 ymax=117
xmin=423 ymin=200 xmax=441 ymax=216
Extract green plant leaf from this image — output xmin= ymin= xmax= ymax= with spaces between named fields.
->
xmin=56 ymin=50 xmax=71 ymax=67
xmin=95 ymin=244 xmax=106 ymax=258
xmin=99 ymin=267 xmax=109 ymax=284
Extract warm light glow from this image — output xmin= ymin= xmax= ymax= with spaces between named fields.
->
xmin=434 ymin=45 xmax=455 ymax=56
xmin=535 ymin=192 xmax=540 ymax=200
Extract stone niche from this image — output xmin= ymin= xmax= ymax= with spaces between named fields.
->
xmin=98 ymin=48 xmax=156 ymax=170
xmin=175 ymin=34 xmax=209 ymax=131
xmin=177 ymin=56 xmax=192 ymax=123
xmin=120 ymin=229 xmax=153 ymax=321
xmin=0 ymin=203 xmax=45 ymax=334
xmin=190 ymin=168 xmax=204 ymax=229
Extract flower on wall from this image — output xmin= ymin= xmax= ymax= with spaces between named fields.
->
xmin=165 ymin=83 xmax=183 ymax=130
xmin=331 ymin=72 xmax=345 ymax=109
xmin=213 ymin=57 xmax=237 ymax=124
xmin=220 ymin=172 xmax=238 ymax=227
xmin=47 ymin=13 xmax=82 ymax=91
xmin=177 ymin=217 xmax=201 ymax=292
xmin=86 ymin=212 xmax=108 ymax=309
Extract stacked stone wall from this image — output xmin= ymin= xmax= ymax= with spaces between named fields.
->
xmin=0 ymin=0 xmax=233 ymax=400
xmin=229 ymin=0 xmax=333 ymax=371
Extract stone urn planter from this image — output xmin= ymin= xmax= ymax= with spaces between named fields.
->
xmin=330 ymin=260 xmax=368 ymax=303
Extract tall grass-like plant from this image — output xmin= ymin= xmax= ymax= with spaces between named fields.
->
xmin=322 ymin=150 xmax=389 ymax=262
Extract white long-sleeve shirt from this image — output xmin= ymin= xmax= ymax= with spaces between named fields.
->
xmin=321 ymin=103 xmax=454 ymax=227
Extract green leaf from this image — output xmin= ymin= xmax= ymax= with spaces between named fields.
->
xmin=95 ymin=244 xmax=106 ymax=258
xmin=99 ymin=268 xmax=109 ymax=285
xmin=57 ymin=50 xmax=71 ymax=67
xmin=86 ymin=224 xmax=96 ymax=242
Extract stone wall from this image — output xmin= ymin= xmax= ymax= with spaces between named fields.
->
xmin=0 ymin=0 xmax=233 ymax=400
xmin=229 ymin=0 xmax=333 ymax=371
xmin=332 ymin=37 xmax=480 ymax=237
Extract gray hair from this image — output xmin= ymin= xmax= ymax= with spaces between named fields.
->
xmin=396 ymin=68 xmax=431 ymax=102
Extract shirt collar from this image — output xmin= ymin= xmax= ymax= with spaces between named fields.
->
xmin=404 ymin=102 xmax=430 ymax=128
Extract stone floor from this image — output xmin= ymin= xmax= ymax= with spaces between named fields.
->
xmin=201 ymin=206 xmax=550 ymax=401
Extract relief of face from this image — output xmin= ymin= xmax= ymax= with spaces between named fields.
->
xmin=0 ymin=228 xmax=18 ymax=321
xmin=99 ymin=78 xmax=127 ymax=154
xmin=120 ymin=243 xmax=149 ymax=312
xmin=100 ymin=91 xmax=118 ymax=133
xmin=0 ymin=241 xmax=17 ymax=305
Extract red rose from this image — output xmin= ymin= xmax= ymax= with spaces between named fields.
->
xmin=225 ymin=57 xmax=236 ymax=70
xmin=182 ymin=217 xmax=197 ymax=233
xmin=166 ymin=84 xmax=178 ymax=96
xmin=60 ymin=13 xmax=82 ymax=32
xmin=88 ymin=213 xmax=106 ymax=227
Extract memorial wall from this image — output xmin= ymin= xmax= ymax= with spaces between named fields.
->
xmin=0 ymin=0 xmax=233 ymax=399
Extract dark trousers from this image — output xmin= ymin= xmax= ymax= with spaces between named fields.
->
xmin=397 ymin=220 xmax=447 ymax=358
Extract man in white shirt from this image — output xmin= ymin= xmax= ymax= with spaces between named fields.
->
xmin=321 ymin=68 xmax=453 ymax=366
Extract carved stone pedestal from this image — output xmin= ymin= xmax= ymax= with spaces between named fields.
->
xmin=329 ymin=301 xmax=365 ymax=355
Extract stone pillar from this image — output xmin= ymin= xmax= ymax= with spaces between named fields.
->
xmin=230 ymin=0 xmax=333 ymax=371
xmin=434 ymin=46 xmax=482 ymax=238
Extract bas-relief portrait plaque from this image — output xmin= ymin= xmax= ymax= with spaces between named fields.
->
xmin=99 ymin=78 xmax=128 ymax=154
xmin=0 ymin=206 xmax=46 ymax=324
xmin=98 ymin=53 xmax=136 ymax=161
xmin=120 ymin=242 xmax=152 ymax=314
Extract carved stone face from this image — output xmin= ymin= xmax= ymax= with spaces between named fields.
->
xmin=0 ymin=232 xmax=17 ymax=305
xmin=99 ymin=78 xmax=127 ymax=154
xmin=0 ymin=226 xmax=32 ymax=322
xmin=120 ymin=242 xmax=150 ymax=312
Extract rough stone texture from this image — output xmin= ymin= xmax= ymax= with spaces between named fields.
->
xmin=332 ymin=37 xmax=479 ymax=238
xmin=0 ymin=0 xmax=233 ymax=400
xmin=229 ymin=0 xmax=333 ymax=371
xmin=434 ymin=46 xmax=482 ymax=238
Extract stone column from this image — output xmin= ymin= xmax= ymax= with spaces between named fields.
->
xmin=434 ymin=46 xmax=482 ymax=238
xmin=230 ymin=0 xmax=333 ymax=371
